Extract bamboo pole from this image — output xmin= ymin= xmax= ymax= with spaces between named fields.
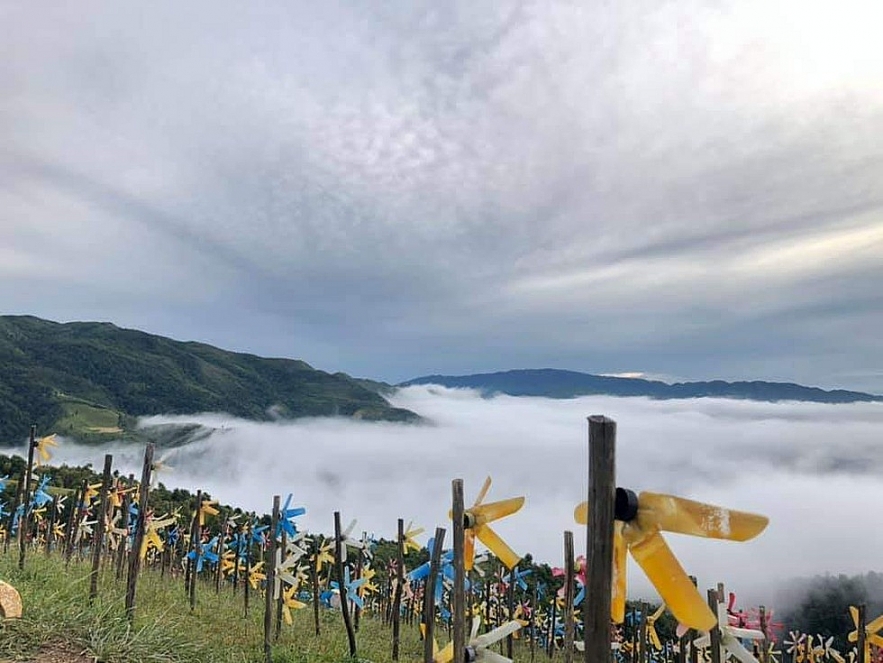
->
xmin=584 ymin=415 xmax=616 ymax=663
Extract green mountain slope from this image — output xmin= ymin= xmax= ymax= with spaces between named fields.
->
xmin=0 ymin=315 xmax=418 ymax=444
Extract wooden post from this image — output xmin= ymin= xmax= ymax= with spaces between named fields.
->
xmin=335 ymin=511 xmax=358 ymax=659
xmin=18 ymin=425 xmax=37 ymax=570
xmin=707 ymin=589 xmax=722 ymax=663
xmin=125 ymin=443 xmax=154 ymax=621
xmin=354 ymin=532 xmax=364 ymax=632
xmin=188 ymin=490 xmax=202 ymax=610
xmin=507 ymin=567 xmax=516 ymax=658
xmin=857 ymin=604 xmax=867 ymax=663
xmin=584 ymin=415 xmax=616 ymax=663
xmin=89 ymin=454 xmax=113 ymax=603
xmin=392 ymin=518 xmax=405 ymax=660
xmin=244 ymin=521 xmax=252 ymax=617
xmin=66 ymin=479 xmax=87 ymax=566
xmin=424 ymin=528 xmax=446 ymax=663
xmin=638 ymin=601 xmax=648 ymax=663
xmin=275 ymin=529 xmax=287 ymax=641
xmin=758 ymin=606 xmax=769 ymax=663
xmin=264 ymin=496 xmax=280 ymax=663
xmin=115 ymin=478 xmax=133 ymax=579
xmin=564 ymin=530 xmax=575 ymax=663
xmin=215 ymin=517 xmax=227 ymax=594
xmin=45 ymin=495 xmax=57 ymax=557
xmin=452 ymin=479 xmax=466 ymax=663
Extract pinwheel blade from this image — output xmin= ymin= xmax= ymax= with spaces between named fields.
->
xmin=472 ymin=620 xmax=522 ymax=649
xmin=464 ymin=529 xmax=476 ymax=571
xmin=723 ymin=633 xmax=762 ymax=663
xmin=434 ymin=641 xmax=453 ymax=663
xmin=625 ymin=524 xmax=716 ymax=631
xmin=474 ymin=476 xmax=492 ymax=507
xmin=612 ymin=522 xmax=627 ymax=623
xmin=471 ymin=496 xmax=525 ymax=524
xmin=475 ymin=525 xmax=521 ymax=570
xmin=867 ymin=614 xmax=883 ymax=634
xmin=637 ymin=492 xmax=768 ymax=541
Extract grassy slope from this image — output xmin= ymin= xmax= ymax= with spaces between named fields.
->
xmin=0 ymin=316 xmax=418 ymax=445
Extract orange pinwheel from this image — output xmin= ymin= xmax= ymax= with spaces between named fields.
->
xmin=575 ymin=487 xmax=768 ymax=630
xmin=450 ymin=476 xmax=525 ymax=571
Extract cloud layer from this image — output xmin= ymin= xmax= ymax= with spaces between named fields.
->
xmin=1 ymin=1 xmax=882 ymax=391
xmin=30 ymin=387 xmax=883 ymax=606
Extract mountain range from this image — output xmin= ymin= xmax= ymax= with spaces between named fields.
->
xmin=0 ymin=315 xmax=417 ymax=445
xmin=400 ymin=368 xmax=882 ymax=403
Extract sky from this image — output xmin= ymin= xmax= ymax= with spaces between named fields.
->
xmin=31 ymin=386 xmax=883 ymax=607
xmin=2 ymin=1 xmax=883 ymax=392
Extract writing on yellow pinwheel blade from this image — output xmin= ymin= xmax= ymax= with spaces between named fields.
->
xmin=625 ymin=523 xmax=716 ymax=631
xmin=637 ymin=492 xmax=768 ymax=541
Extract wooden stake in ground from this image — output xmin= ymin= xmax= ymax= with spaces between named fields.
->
xmin=89 ymin=454 xmax=114 ymax=604
xmin=423 ymin=527 xmax=446 ymax=663
xmin=65 ymin=479 xmax=87 ymax=567
xmin=584 ymin=415 xmax=616 ymax=663
xmin=125 ymin=443 xmax=154 ymax=621
xmin=857 ymin=604 xmax=867 ymax=663
xmin=18 ymin=425 xmax=37 ymax=570
xmin=452 ymin=479 xmax=466 ymax=663
xmin=263 ymin=496 xmax=280 ymax=663
xmin=564 ymin=530 xmax=575 ymax=663
xmin=707 ymin=589 xmax=722 ymax=663
xmin=311 ymin=545 xmax=321 ymax=636
xmin=334 ymin=511 xmax=358 ymax=659
xmin=392 ymin=518 xmax=405 ymax=661
xmin=188 ymin=490 xmax=202 ymax=610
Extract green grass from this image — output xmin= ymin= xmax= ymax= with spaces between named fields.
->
xmin=0 ymin=551 xmax=435 ymax=663
xmin=55 ymin=399 xmax=126 ymax=439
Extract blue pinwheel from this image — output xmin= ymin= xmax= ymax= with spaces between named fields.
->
xmin=249 ymin=520 xmax=268 ymax=546
xmin=31 ymin=475 xmax=53 ymax=509
xmin=187 ymin=535 xmax=220 ymax=573
xmin=330 ymin=567 xmax=367 ymax=609
xmin=275 ymin=493 xmax=306 ymax=539
xmin=574 ymin=577 xmax=587 ymax=607
xmin=503 ymin=567 xmax=533 ymax=591
xmin=0 ymin=475 xmax=8 ymax=492
xmin=0 ymin=501 xmax=8 ymax=522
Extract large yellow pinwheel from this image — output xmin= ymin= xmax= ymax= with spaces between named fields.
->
xmin=849 ymin=606 xmax=883 ymax=663
xmin=450 ymin=476 xmax=525 ymax=571
xmin=575 ymin=488 xmax=768 ymax=630
xmin=34 ymin=434 xmax=58 ymax=466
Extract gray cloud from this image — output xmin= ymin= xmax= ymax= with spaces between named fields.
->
xmin=1 ymin=1 xmax=882 ymax=389
xmin=30 ymin=387 xmax=883 ymax=606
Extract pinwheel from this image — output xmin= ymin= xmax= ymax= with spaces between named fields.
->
xmin=745 ymin=606 xmax=785 ymax=641
xmin=149 ymin=450 xmax=177 ymax=488
xmin=694 ymin=598 xmax=765 ymax=663
xmin=247 ymin=561 xmax=267 ymax=590
xmin=141 ymin=511 xmax=179 ymax=558
xmin=187 ymin=535 xmax=220 ymax=573
xmin=313 ymin=537 xmax=335 ymax=573
xmin=502 ymin=567 xmax=533 ymax=592
xmin=766 ymin=640 xmax=783 ymax=663
xmin=52 ymin=521 xmax=65 ymax=541
xmin=338 ymin=518 xmax=365 ymax=563
xmin=0 ymin=475 xmax=8 ymax=492
xmin=273 ymin=537 xmax=309 ymax=598
xmin=786 ymin=632 xmax=808 ymax=663
xmin=275 ymin=493 xmax=306 ymax=539
xmin=330 ymin=567 xmax=367 ymax=609
xmin=34 ymin=434 xmax=58 ymax=466
xmin=198 ymin=499 xmax=219 ymax=527
xmin=575 ymin=488 xmax=768 ymax=629
xmin=82 ymin=482 xmax=103 ymax=504
xmin=849 ymin=606 xmax=883 ymax=663
xmin=280 ymin=584 xmax=307 ymax=624
xmin=31 ymin=475 xmax=53 ymax=509
xmin=74 ymin=514 xmax=96 ymax=544
xmin=452 ymin=476 xmax=525 ymax=571
xmin=815 ymin=635 xmax=845 ymax=663
xmin=647 ymin=603 xmax=666 ymax=651
xmin=358 ymin=567 xmax=378 ymax=598
xmin=432 ymin=616 xmax=523 ymax=663
xmin=404 ymin=521 xmax=425 ymax=553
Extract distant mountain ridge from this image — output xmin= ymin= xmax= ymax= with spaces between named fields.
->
xmin=0 ymin=315 xmax=419 ymax=445
xmin=400 ymin=369 xmax=883 ymax=403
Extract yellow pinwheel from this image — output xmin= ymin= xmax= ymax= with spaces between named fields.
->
xmin=404 ymin=521 xmax=425 ymax=554
xmin=575 ymin=488 xmax=768 ymax=630
xmin=314 ymin=538 xmax=335 ymax=574
xmin=140 ymin=511 xmax=178 ymax=559
xmin=248 ymin=562 xmax=267 ymax=590
xmin=451 ymin=476 xmax=525 ymax=571
xmin=848 ymin=606 xmax=883 ymax=663
xmin=647 ymin=603 xmax=666 ymax=651
xmin=433 ymin=616 xmax=522 ymax=663
xmin=34 ymin=434 xmax=58 ymax=466
xmin=199 ymin=499 xmax=219 ymax=527
xmin=83 ymin=482 xmax=103 ymax=504
xmin=358 ymin=567 xmax=378 ymax=598
xmin=280 ymin=584 xmax=306 ymax=625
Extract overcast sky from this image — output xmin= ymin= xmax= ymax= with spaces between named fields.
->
xmin=37 ymin=387 xmax=883 ymax=606
xmin=2 ymin=1 xmax=882 ymax=391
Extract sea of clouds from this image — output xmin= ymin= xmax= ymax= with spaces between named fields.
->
xmin=19 ymin=385 xmax=883 ymax=607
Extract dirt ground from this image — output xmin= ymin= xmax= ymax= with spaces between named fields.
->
xmin=3 ymin=641 xmax=94 ymax=663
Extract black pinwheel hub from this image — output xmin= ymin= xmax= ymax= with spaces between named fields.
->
xmin=615 ymin=487 xmax=639 ymax=522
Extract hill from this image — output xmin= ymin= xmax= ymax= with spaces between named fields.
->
xmin=400 ymin=368 xmax=883 ymax=403
xmin=0 ymin=315 xmax=419 ymax=445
